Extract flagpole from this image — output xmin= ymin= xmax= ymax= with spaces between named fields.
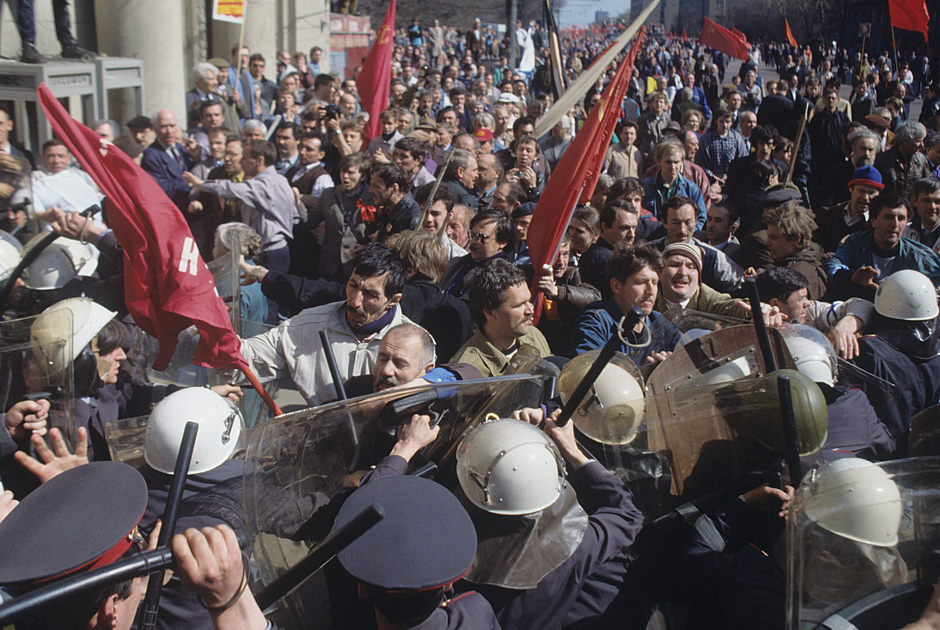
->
xmin=240 ymin=363 xmax=284 ymax=416
xmin=890 ymin=24 xmax=901 ymax=83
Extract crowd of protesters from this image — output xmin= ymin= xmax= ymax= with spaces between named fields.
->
xmin=4 ymin=13 xmax=940 ymax=630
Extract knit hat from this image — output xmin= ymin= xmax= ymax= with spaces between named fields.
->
xmin=848 ymin=165 xmax=884 ymax=190
xmin=662 ymin=241 xmax=702 ymax=272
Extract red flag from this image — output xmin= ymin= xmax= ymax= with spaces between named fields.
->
xmin=889 ymin=0 xmax=929 ymax=41
xmin=700 ymin=17 xmax=748 ymax=61
xmin=784 ymin=19 xmax=799 ymax=47
xmin=357 ymin=0 xmax=396 ymax=144
xmin=526 ymin=30 xmax=647 ymax=324
xmin=682 ymin=28 xmax=687 ymax=42
xmin=732 ymin=27 xmax=750 ymax=49
xmin=37 ymin=83 xmax=244 ymax=373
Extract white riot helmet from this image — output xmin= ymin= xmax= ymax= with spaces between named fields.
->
xmin=780 ymin=324 xmax=838 ymax=387
xmin=0 ymin=230 xmax=23 ymax=283
xmin=556 ymin=351 xmax=645 ymax=445
xmin=802 ymin=458 xmax=902 ymax=547
xmin=144 ymin=387 xmax=244 ymax=475
xmin=24 ymin=241 xmax=77 ymax=290
xmin=456 ymin=419 xmax=566 ymax=515
xmin=875 ymin=269 xmax=939 ymax=321
xmin=30 ymin=297 xmax=116 ymax=375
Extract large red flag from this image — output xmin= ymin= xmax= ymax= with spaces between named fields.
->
xmin=784 ymin=19 xmax=799 ymax=47
xmin=357 ymin=0 xmax=396 ymax=144
xmin=526 ymin=30 xmax=646 ymax=324
xmin=700 ymin=17 xmax=748 ymax=61
xmin=37 ymin=84 xmax=244 ymax=373
xmin=889 ymin=0 xmax=929 ymax=41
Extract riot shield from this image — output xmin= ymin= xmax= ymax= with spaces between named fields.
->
xmin=206 ymin=242 xmax=242 ymax=336
xmin=0 ymin=311 xmax=75 ymax=468
xmin=659 ymin=306 xmax=748 ymax=347
xmin=243 ymin=375 xmax=544 ymax=629
xmin=102 ymin=414 xmax=149 ymax=469
xmin=576 ymin=324 xmax=804 ymax=519
xmin=788 ymin=457 xmax=940 ymax=630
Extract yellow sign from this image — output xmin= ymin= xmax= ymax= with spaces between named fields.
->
xmin=212 ymin=0 xmax=244 ymax=23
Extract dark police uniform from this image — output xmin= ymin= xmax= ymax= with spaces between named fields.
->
xmin=363 ymin=455 xmax=643 ymax=630
xmin=853 ymin=332 xmax=940 ymax=458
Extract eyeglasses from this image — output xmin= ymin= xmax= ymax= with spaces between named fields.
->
xmin=469 ymin=231 xmax=493 ymax=243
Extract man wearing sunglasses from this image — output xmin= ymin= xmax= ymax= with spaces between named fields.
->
xmin=441 ymin=208 xmax=514 ymax=298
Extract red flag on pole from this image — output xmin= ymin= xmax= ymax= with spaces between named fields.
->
xmin=784 ymin=19 xmax=799 ymax=47
xmin=700 ymin=17 xmax=748 ymax=61
xmin=526 ymin=29 xmax=647 ymax=324
xmin=682 ymin=28 xmax=687 ymax=42
xmin=889 ymin=0 xmax=929 ymax=41
xmin=36 ymin=83 xmax=283 ymax=415
xmin=357 ymin=0 xmax=396 ymax=144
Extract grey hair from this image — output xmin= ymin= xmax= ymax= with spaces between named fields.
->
xmin=445 ymin=148 xmax=475 ymax=179
xmin=473 ymin=112 xmax=495 ymax=129
xmin=91 ymin=119 xmax=119 ymax=138
xmin=241 ymin=119 xmax=266 ymax=136
xmin=849 ymin=128 xmax=880 ymax=147
xmin=192 ymin=62 xmax=218 ymax=86
xmin=215 ymin=222 xmax=262 ymax=259
xmin=384 ymin=323 xmax=436 ymax=366
xmin=896 ymin=120 xmax=927 ymax=144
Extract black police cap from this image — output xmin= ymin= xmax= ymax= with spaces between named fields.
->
xmin=0 ymin=462 xmax=148 ymax=586
xmin=336 ymin=476 xmax=476 ymax=592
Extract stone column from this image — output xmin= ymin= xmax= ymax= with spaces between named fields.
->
xmin=95 ymin=0 xmax=188 ymax=125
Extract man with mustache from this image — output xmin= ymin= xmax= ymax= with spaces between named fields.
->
xmin=238 ymin=244 xmax=415 ymax=407
xmin=450 ymin=258 xmax=550 ymax=377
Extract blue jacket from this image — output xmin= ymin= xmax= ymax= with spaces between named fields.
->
xmin=141 ymin=141 xmax=196 ymax=213
xmin=567 ymin=299 xmax=682 ymax=366
xmin=641 ymin=173 xmax=707 ymax=230
xmin=824 ymin=230 xmax=940 ymax=288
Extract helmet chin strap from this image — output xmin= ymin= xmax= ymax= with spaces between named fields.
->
xmin=90 ymin=335 xmax=113 ymax=380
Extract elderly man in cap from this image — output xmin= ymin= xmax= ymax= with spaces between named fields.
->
xmin=814 ymin=165 xmax=885 ymax=253
xmin=654 ymin=242 xmax=749 ymax=318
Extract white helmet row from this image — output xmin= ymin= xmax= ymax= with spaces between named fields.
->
xmin=144 ymin=387 xmax=244 ymax=475
xmin=874 ymin=269 xmax=939 ymax=321
xmin=456 ymin=419 xmax=566 ymax=515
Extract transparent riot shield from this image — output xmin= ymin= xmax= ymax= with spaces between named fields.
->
xmin=0 ymin=310 xmax=75 ymax=452
xmin=788 ymin=457 xmax=940 ymax=630
xmin=575 ymin=324 xmax=805 ymax=520
xmin=102 ymin=414 xmax=149 ymax=469
xmin=243 ymin=375 xmax=544 ymax=629
xmin=659 ymin=306 xmax=748 ymax=347
xmin=207 ymin=241 xmax=242 ymax=336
